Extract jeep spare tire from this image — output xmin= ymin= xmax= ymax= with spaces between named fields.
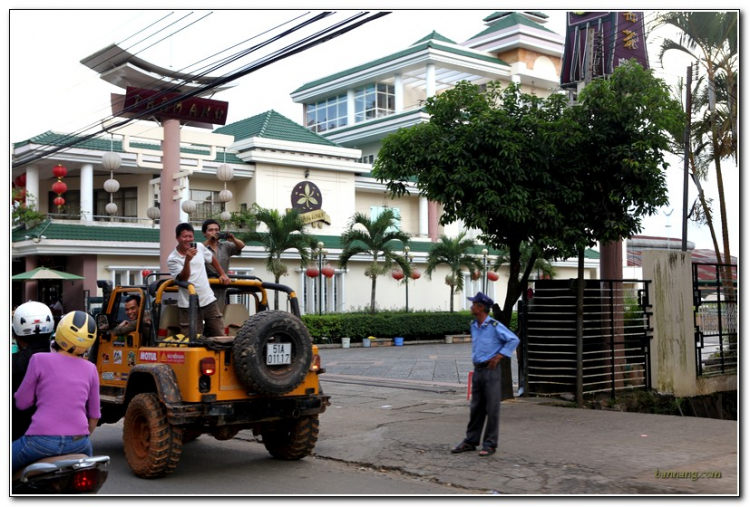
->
xmin=232 ymin=311 xmax=313 ymax=396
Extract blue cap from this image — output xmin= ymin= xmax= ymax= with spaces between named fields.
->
xmin=467 ymin=291 xmax=494 ymax=308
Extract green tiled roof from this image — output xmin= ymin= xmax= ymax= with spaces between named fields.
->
xmin=469 ymin=12 xmax=557 ymax=40
xmin=483 ymin=11 xmax=549 ymax=23
xmin=322 ymin=107 xmax=427 ymax=136
xmin=293 ymin=41 xmax=508 ymax=95
xmin=13 ymin=131 xmax=245 ymax=164
xmin=12 ymin=221 xmax=207 ymax=243
xmin=412 ymin=31 xmax=456 ymax=45
xmin=215 ymin=110 xmax=338 ymax=147
xmin=12 ymin=223 xmax=600 ymax=261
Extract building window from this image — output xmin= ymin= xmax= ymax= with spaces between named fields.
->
xmin=190 ymin=189 xmax=225 ymax=222
xmin=48 ymin=190 xmax=81 ymax=218
xmin=302 ymin=270 xmax=344 ymax=315
xmin=305 ymin=94 xmax=348 ymax=133
xmin=95 ymin=188 xmax=138 ymax=222
xmin=358 ymin=154 xmax=375 ymax=165
xmin=355 ymin=83 xmax=394 ymax=122
xmin=370 ymin=206 xmax=401 ymax=233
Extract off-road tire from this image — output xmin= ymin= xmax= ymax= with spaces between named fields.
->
xmin=232 ymin=311 xmax=313 ymax=396
xmin=261 ymin=415 xmax=319 ymax=460
xmin=123 ymin=393 xmax=183 ymax=478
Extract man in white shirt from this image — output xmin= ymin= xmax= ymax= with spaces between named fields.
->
xmin=167 ymin=223 xmax=231 ymax=337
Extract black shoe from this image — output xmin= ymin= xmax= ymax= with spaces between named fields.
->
xmin=451 ymin=442 xmax=476 ymax=454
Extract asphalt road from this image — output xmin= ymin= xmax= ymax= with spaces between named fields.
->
xmin=93 ymin=419 xmax=466 ymax=496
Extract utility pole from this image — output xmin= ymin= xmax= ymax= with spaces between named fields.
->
xmin=681 ymin=64 xmax=693 ymax=252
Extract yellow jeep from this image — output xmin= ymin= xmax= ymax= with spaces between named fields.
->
xmin=92 ymin=275 xmax=329 ymax=479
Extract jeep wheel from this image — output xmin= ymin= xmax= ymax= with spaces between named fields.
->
xmin=261 ymin=415 xmax=319 ymax=460
xmin=123 ymin=393 xmax=183 ymax=478
xmin=232 ymin=311 xmax=313 ymax=396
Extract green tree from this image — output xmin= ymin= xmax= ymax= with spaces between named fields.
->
xmin=424 ymin=232 xmax=483 ymax=312
xmin=656 ymin=12 xmax=737 ymax=276
xmin=374 ymin=66 xmax=682 ymax=398
xmin=11 ymin=189 xmax=46 ymax=229
xmin=374 ymin=80 xmax=581 ymax=326
xmin=338 ymin=209 xmax=411 ymax=313
xmin=239 ymin=206 xmax=315 ymax=310
xmin=491 ymin=241 xmax=556 ymax=282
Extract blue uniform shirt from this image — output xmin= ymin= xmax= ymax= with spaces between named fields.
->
xmin=470 ymin=316 xmax=520 ymax=364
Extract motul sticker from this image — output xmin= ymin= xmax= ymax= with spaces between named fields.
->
xmin=160 ymin=351 xmax=185 ymax=364
xmin=139 ymin=351 xmax=158 ymax=362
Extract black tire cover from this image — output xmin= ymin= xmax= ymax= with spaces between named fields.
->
xmin=232 ymin=311 xmax=313 ymax=396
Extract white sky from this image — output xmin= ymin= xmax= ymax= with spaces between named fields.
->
xmin=6 ymin=3 xmax=742 ymax=255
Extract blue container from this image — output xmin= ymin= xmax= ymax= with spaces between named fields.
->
xmin=394 ymin=337 xmax=404 ymax=346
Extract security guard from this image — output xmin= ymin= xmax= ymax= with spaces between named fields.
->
xmin=451 ymin=292 xmax=519 ymax=457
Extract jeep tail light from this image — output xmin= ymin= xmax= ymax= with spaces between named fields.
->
xmin=200 ymin=357 xmax=216 ymax=376
xmin=310 ymin=354 xmax=321 ymax=372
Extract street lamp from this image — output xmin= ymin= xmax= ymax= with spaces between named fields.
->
xmin=316 ymin=241 xmax=326 ymax=315
xmin=481 ymin=248 xmax=489 ymax=294
xmin=405 ymin=247 xmax=412 ymax=313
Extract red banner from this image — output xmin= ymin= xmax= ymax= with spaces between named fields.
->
xmin=122 ymin=87 xmax=229 ymax=125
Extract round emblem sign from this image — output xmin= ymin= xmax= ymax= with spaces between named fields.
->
xmin=291 ymin=181 xmax=323 ymax=212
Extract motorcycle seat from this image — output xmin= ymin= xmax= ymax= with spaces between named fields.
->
xmin=13 ymin=454 xmax=89 ymax=481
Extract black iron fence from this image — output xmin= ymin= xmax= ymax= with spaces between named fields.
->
xmin=693 ymin=263 xmax=737 ymax=376
xmin=521 ymin=279 xmax=652 ymax=399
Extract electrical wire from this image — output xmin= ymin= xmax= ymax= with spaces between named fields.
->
xmin=12 ymin=11 xmax=335 ymax=167
xmin=12 ymin=11 xmax=390 ymax=169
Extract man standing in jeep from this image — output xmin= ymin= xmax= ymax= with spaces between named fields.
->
xmin=202 ymin=219 xmax=245 ymax=312
xmin=167 ymin=223 xmax=230 ymax=337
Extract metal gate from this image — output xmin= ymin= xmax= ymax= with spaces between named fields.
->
xmin=693 ymin=263 xmax=737 ymax=376
xmin=520 ymin=279 xmax=652 ymax=399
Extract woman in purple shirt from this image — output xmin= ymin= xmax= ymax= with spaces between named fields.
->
xmin=12 ymin=311 xmax=101 ymax=472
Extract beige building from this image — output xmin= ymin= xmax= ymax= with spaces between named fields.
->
xmin=11 ymin=11 xmax=599 ymax=314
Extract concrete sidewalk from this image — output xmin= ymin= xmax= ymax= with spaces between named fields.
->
xmin=314 ymin=343 xmax=738 ymax=495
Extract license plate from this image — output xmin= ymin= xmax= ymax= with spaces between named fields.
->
xmin=266 ymin=343 xmax=291 ymax=365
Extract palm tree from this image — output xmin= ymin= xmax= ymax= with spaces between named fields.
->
xmin=424 ymin=232 xmax=482 ymax=312
xmin=339 ymin=209 xmax=411 ymax=313
xmin=240 ymin=206 xmax=314 ymax=309
xmin=657 ymin=12 xmax=737 ymax=278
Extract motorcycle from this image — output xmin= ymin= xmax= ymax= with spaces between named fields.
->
xmin=12 ymin=454 xmax=109 ymax=494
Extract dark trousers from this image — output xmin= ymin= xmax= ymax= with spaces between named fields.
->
xmin=464 ymin=365 xmax=502 ymax=449
xmin=178 ymin=301 xmax=225 ymax=337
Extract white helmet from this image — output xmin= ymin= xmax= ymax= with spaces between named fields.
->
xmin=12 ymin=301 xmax=55 ymax=337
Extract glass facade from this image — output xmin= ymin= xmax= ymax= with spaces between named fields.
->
xmin=355 ymin=83 xmax=395 ymax=122
xmin=306 ymin=94 xmax=348 ymax=133
xmin=190 ymin=189 xmax=226 ymax=222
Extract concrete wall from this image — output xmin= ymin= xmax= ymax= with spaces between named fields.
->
xmin=643 ymin=250 xmax=737 ymax=397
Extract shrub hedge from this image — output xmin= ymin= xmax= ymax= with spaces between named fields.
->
xmin=301 ymin=311 xmax=518 ymax=343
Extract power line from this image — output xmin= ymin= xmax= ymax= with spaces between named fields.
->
xmin=12 ymin=11 xmax=390 ymax=169
xmin=13 ymin=11 xmax=335 ymax=167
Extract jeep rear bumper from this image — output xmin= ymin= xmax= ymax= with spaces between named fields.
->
xmin=165 ymin=394 xmax=331 ymax=427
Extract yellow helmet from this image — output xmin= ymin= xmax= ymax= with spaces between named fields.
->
xmin=55 ymin=311 xmax=97 ymax=355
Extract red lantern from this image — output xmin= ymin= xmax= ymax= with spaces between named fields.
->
xmin=487 ymin=271 xmax=499 ymax=282
xmin=410 ymin=268 xmax=421 ymax=280
xmin=52 ymin=164 xmax=68 ymax=178
xmin=142 ymin=269 xmax=152 ymax=279
xmin=470 ymin=270 xmax=481 ymax=281
xmin=305 ymin=266 xmax=320 ymax=278
xmin=53 ymin=196 xmax=66 ymax=207
xmin=321 ymin=264 xmax=335 ymax=278
xmin=14 ymin=174 xmax=26 ymax=188
xmin=392 ymin=269 xmax=405 ymax=281
xmin=52 ymin=181 xmax=68 ymax=195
